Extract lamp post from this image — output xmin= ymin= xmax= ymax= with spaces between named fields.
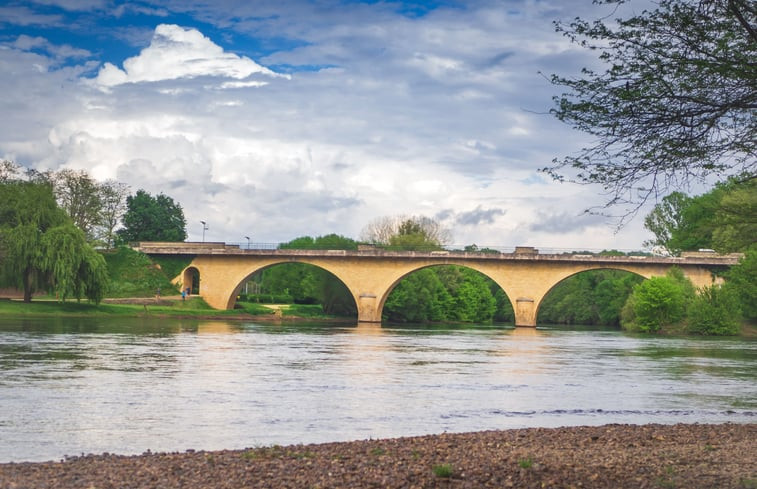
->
xmin=200 ymin=220 xmax=208 ymax=242
xmin=245 ymin=236 xmax=250 ymax=249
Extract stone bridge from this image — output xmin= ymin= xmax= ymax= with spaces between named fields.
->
xmin=133 ymin=242 xmax=741 ymax=327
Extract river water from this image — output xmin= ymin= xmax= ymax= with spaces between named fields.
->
xmin=0 ymin=318 xmax=754 ymax=462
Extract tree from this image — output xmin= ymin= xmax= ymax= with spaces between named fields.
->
xmin=545 ymin=0 xmax=756 ymax=215
xmin=0 ymin=159 xmax=23 ymax=182
xmin=643 ymin=192 xmax=692 ymax=254
xmin=0 ymin=180 xmax=108 ymax=302
xmin=96 ymin=180 xmax=130 ymax=248
xmin=621 ymin=268 xmax=695 ymax=332
xmin=361 ymin=215 xmax=451 ymax=250
xmin=711 ymin=178 xmax=757 ymax=252
xmin=643 ymin=178 xmax=755 ymax=254
xmin=48 ymin=169 xmax=103 ymax=242
xmin=725 ymin=249 xmax=757 ymax=320
xmin=279 ymin=233 xmax=358 ymax=250
xmin=687 ymin=284 xmax=741 ymax=335
xmin=117 ymin=190 xmax=187 ymax=242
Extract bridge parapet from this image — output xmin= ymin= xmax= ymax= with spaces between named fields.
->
xmin=132 ymin=242 xmax=743 ymax=266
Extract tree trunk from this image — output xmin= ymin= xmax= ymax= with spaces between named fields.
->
xmin=23 ymin=267 xmax=32 ymax=302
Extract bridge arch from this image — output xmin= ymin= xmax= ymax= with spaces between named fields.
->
xmin=225 ymin=261 xmax=358 ymax=317
xmin=535 ymin=267 xmax=646 ymax=325
xmin=181 ymin=267 xmax=201 ymax=295
xmin=378 ymin=264 xmax=515 ymax=324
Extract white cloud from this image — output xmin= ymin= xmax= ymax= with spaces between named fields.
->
xmin=92 ymin=24 xmax=289 ymax=88
xmin=0 ymin=2 xmax=660 ymax=250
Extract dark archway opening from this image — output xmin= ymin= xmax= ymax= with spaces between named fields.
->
xmin=537 ymin=269 xmax=644 ymax=327
xmin=239 ymin=262 xmax=357 ymax=319
xmin=182 ymin=267 xmax=200 ymax=295
xmin=383 ymin=265 xmax=514 ymax=324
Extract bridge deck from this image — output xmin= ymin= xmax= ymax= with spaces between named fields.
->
xmin=132 ymin=242 xmax=742 ymax=267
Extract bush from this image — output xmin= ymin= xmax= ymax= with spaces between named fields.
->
xmin=687 ymin=284 xmax=741 ymax=335
xmin=725 ymin=248 xmax=757 ymax=321
xmin=240 ymin=293 xmax=294 ymax=304
xmin=621 ymin=268 xmax=694 ymax=333
xmin=103 ymin=247 xmax=177 ymax=297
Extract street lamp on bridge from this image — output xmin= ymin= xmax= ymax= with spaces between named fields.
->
xmin=200 ymin=220 xmax=208 ymax=242
xmin=245 ymin=236 xmax=250 ymax=249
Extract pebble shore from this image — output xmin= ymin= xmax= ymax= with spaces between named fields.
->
xmin=1 ymin=423 xmax=754 ymax=488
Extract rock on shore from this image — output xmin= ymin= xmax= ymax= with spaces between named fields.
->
xmin=1 ymin=423 xmax=754 ymax=488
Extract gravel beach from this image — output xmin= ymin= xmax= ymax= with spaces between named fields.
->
xmin=1 ymin=423 xmax=755 ymax=488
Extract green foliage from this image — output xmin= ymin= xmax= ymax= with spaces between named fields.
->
xmin=117 ymin=189 xmax=187 ymax=242
xmin=538 ymin=270 xmax=642 ymax=326
xmin=687 ymin=284 xmax=741 ymax=336
xmin=103 ymin=247 xmax=178 ymax=297
xmin=621 ymin=268 xmax=694 ymax=333
xmin=383 ymin=266 xmax=507 ymax=324
xmin=279 ymin=234 xmax=358 ymax=250
xmin=283 ymin=304 xmax=329 ymax=318
xmin=40 ymin=224 xmax=109 ymax=302
xmin=545 ymin=0 xmax=756 ymax=210
xmin=384 ymin=268 xmax=449 ymax=323
xmin=712 ymin=179 xmax=757 ymax=253
xmin=643 ymin=192 xmax=693 ymax=254
xmin=387 ymin=217 xmax=446 ymax=251
xmin=644 ymin=179 xmax=755 ymax=255
xmin=256 ymin=234 xmax=361 ymax=316
xmin=725 ymin=249 xmax=757 ymax=320
xmin=361 ymin=215 xmax=451 ymax=249
xmin=432 ymin=464 xmax=454 ymax=478
xmin=239 ymin=293 xmax=294 ymax=304
xmin=251 ymin=262 xmax=356 ymax=316
xmin=150 ymin=254 xmax=195 ymax=281
xmin=0 ymin=180 xmax=108 ymax=303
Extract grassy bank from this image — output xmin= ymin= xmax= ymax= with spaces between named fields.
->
xmin=0 ymin=297 xmax=355 ymax=321
xmin=0 ymin=297 xmax=275 ymax=319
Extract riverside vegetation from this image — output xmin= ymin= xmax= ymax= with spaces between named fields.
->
xmin=1 ymin=165 xmax=754 ymax=334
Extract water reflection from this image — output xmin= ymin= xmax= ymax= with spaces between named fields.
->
xmin=0 ymin=317 xmax=754 ymax=463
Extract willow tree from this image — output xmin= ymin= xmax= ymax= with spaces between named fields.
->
xmin=0 ymin=180 xmax=108 ymax=302
xmin=546 ymin=0 xmax=756 ymax=217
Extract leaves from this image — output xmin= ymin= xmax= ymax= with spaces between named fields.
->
xmin=547 ymin=0 xmax=756 ymax=216
xmin=117 ymin=190 xmax=187 ymax=243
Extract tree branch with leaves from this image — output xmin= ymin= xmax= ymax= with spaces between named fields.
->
xmin=545 ymin=0 xmax=756 ymax=219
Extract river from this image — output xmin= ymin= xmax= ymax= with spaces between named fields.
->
xmin=0 ymin=317 xmax=754 ymax=463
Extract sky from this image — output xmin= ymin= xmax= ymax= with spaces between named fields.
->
xmin=0 ymin=0 xmax=658 ymax=250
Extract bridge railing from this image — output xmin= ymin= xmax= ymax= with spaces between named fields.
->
xmin=221 ymin=241 xmax=656 ymax=256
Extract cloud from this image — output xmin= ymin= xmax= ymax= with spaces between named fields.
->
xmin=12 ymin=34 xmax=91 ymax=62
xmin=0 ymin=1 xmax=659 ymax=250
xmin=0 ymin=6 xmax=63 ymax=27
xmin=91 ymin=24 xmax=289 ymax=88
xmin=529 ymin=210 xmax=606 ymax=234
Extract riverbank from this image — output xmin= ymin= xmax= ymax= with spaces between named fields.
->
xmin=0 ymin=423 xmax=754 ymax=488
xmin=0 ymin=297 xmax=347 ymax=323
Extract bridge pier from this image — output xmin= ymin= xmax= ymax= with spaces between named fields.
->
xmin=357 ymin=293 xmax=382 ymax=323
xmin=514 ymin=298 xmax=537 ymax=327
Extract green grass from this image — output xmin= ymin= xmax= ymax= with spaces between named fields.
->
xmin=0 ymin=297 xmax=269 ymax=319
xmin=432 ymin=464 xmax=454 ymax=478
xmin=235 ymin=301 xmax=278 ymax=316
xmin=518 ymin=457 xmax=533 ymax=469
